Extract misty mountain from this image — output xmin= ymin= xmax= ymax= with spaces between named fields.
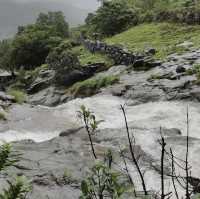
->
xmin=0 ymin=0 xmax=99 ymax=39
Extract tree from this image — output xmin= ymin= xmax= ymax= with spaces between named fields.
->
xmin=36 ymin=11 xmax=69 ymax=38
xmin=87 ymin=1 xmax=138 ymax=36
xmin=0 ymin=39 xmax=14 ymax=74
xmin=11 ymin=28 xmax=62 ymax=70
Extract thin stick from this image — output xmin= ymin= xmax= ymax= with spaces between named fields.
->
xmin=186 ymin=106 xmax=190 ymax=199
xmin=170 ymin=148 xmax=179 ymax=199
xmin=120 ymin=105 xmax=148 ymax=195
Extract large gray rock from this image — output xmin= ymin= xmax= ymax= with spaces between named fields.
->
xmin=0 ymin=91 xmax=15 ymax=102
xmin=28 ymin=70 xmax=55 ymax=94
xmin=29 ymin=87 xmax=62 ymax=106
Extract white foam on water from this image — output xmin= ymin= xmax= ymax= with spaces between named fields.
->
xmin=0 ymin=130 xmax=60 ymax=144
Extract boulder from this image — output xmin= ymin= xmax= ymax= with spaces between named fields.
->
xmin=145 ymin=48 xmax=157 ymax=55
xmin=176 ymin=66 xmax=186 ymax=73
xmin=29 ymin=87 xmax=61 ymax=106
xmin=55 ymin=65 xmax=99 ymax=86
xmin=59 ymin=127 xmax=83 ymax=137
xmin=28 ymin=70 xmax=55 ymax=94
xmin=0 ymin=91 xmax=15 ymax=102
xmin=161 ymin=128 xmax=182 ymax=136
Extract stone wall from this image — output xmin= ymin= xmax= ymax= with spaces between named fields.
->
xmin=82 ymin=39 xmax=161 ymax=69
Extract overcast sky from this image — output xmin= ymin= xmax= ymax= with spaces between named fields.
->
xmin=11 ymin=0 xmax=99 ymax=10
xmin=0 ymin=0 xmax=99 ymax=39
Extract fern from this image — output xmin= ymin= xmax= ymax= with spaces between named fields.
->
xmin=0 ymin=144 xmax=20 ymax=172
xmin=0 ymin=177 xmax=31 ymax=199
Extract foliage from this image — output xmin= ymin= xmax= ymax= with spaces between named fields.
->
xmin=0 ymin=144 xmax=31 ymax=199
xmin=80 ymin=162 xmax=127 ymax=199
xmin=7 ymin=89 xmax=27 ymax=104
xmin=11 ymin=29 xmax=62 ymax=70
xmin=0 ymin=176 xmax=31 ymax=199
xmin=72 ymin=46 xmax=114 ymax=66
xmin=70 ymin=75 xmax=119 ymax=97
xmin=86 ymin=1 xmax=138 ymax=36
xmin=0 ymin=112 xmax=6 ymax=121
xmin=78 ymin=105 xmax=99 ymax=159
xmin=46 ymin=42 xmax=79 ymax=71
xmin=36 ymin=11 xmax=69 ymax=38
xmin=106 ymin=22 xmax=200 ymax=59
xmin=0 ymin=40 xmax=13 ymax=73
xmin=0 ymin=144 xmax=20 ymax=172
xmin=1 ymin=11 xmax=70 ymax=71
xmin=187 ymin=64 xmax=200 ymax=75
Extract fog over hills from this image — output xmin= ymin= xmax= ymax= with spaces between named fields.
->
xmin=0 ymin=0 xmax=99 ymax=39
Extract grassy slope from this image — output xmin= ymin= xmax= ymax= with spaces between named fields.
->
xmin=106 ymin=23 xmax=200 ymax=59
xmin=72 ymin=46 xmax=114 ymax=66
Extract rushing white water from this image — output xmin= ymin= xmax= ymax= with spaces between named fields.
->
xmin=1 ymin=94 xmax=200 ymax=197
xmin=1 ymin=94 xmax=200 ymax=142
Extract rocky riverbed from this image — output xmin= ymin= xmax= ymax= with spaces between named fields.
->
xmin=1 ymin=47 xmax=200 ymax=198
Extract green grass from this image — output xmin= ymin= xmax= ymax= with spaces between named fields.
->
xmin=7 ymin=89 xmax=27 ymax=104
xmin=106 ymin=23 xmax=200 ymax=60
xmin=72 ymin=46 xmax=114 ymax=66
xmin=186 ymin=64 xmax=200 ymax=84
xmin=69 ymin=75 xmax=119 ymax=97
xmin=0 ymin=112 xmax=6 ymax=121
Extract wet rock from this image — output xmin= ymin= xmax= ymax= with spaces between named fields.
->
xmin=188 ymin=176 xmax=200 ymax=193
xmin=145 ymin=48 xmax=156 ymax=55
xmin=59 ymin=127 xmax=83 ymax=137
xmin=177 ymin=41 xmax=193 ymax=48
xmin=0 ymin=91 xmax=15 ymax=102
xmin=176 ymin=65 xmax=186 ymax=73
xmin=161 ymin=128 xmax=182 ymax=136
xmin=29 ymin=87 xmax=61 ymax=106
xmin=190 ymin=87 xmax=200 ymax=102
xmin=0 ymin=70 xmax=12 ymax=86
xmin=28 ymin=70 xmax=55 ymax=94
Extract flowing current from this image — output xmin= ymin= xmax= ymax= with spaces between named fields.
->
xmin=1 ymin=94 xmax=200 ymax=142
xmin=1 ymin=94 xmax=200 ymax=197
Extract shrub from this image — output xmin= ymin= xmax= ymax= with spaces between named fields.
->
xmin=86 ymin=1 xmax=138 ymax=36
xmin=0 ymin=112 xmax=6 ymax=121
xmin=80 ymin=162 xmax=127 ymax=199
xmin=0 ymin=144 xmax=31 ymax=198
xmin=7 ymin=89 xmax=27 ymax=104
xmin=70 ymin=75 xmax=119 ymax=97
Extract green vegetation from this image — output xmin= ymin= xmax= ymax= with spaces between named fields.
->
xmin=0 ymin=11 xmax=69 ymax=71
xmin=80 ymin=162 xmax=127 ymax=199
xmin=85 ymin=1 xmax=138 ymax=36
xmin=186 ymin=64 xmax=200 ymax=84
xmin=106 ymin=23 xmax=200 ymax=59
xmin=186 ymin=64 xmax=200 ymax=75
xmin=0 ymin=112 xmax=6 ymax=121
xmin=70 ymin=75 xmax=119 ymax=97
xmin=0 ymin=176 xmax=31 ymax=199
xmin=72 ymin=46 xmax=114 ymax=66
xmin=7 ymin=89 xmax=27 ymax=104
xmin=0 ymin=144 xmax=31 ymax=198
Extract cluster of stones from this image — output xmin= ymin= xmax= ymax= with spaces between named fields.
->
xmin=82 ymin=39 xmax=161 ymax=69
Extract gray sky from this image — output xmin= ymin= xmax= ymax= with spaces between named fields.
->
xmin=0 ymin=0 xmax=99 ymax=39
xmin=11 ymin=0 xmax=99 ymax=10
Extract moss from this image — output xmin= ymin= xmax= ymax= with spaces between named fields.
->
xmin=186 ymin=64 xmax=200 ymax=75
xmin=7 ymin=89 xmax=27 ymax=104
xmin=0 ymin=112 xmax=6 ymax=121
xmin=72 ymin=46 xmax=114 ymax=66
xmin=69 ymin=75 xmax=119 ymax=97
xmin=106 ymin=23 xmax=200 ymax=60
xmin=147 ymin=74 xmax=163 ymax=81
